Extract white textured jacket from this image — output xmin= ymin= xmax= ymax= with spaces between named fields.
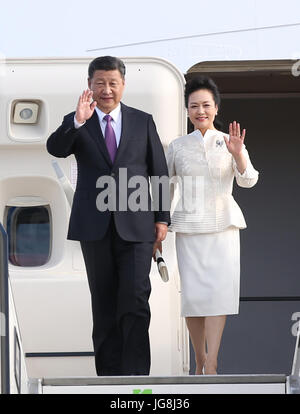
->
xmin=166 ymin=129 xmax=259 ymax=233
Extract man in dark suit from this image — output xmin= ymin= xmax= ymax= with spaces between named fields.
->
xmin=47 ymin=56 xmax=170 ymax=376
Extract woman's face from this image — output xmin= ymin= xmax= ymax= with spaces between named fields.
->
xmin=187 ymin=89 xmax=218 ymax=134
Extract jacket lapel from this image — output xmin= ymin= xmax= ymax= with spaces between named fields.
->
xmin=85 ymin=111 xmax=112 ymax=167
xmin=84 ymin=103 xmax=135 ymax=168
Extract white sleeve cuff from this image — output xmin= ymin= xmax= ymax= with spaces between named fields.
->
xmin=235 ymin=166 xmax=250 ymax=178
xmin=73 ymin=115 xmax=86 ymax=129
xmin=233 ymin=161 xmax=259 ymax=188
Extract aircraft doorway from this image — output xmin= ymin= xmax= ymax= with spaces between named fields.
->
xmin=185 ymin=60 xmax=300 ymax=374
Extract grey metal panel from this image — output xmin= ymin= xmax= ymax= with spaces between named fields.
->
xmin=41 ymin=374 xmax=286 ymax=387
xmin=0 ymin=222 xmax=10 ymax=394
xmin=287 ymin=376 xmax=300 ymax=394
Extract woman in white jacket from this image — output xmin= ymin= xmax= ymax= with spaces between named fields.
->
xmin=166 ymin=77 xmax=259 ymax=375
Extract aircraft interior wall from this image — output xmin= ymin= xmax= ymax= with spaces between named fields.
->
xmin=218 ymin=95 xmax=300 ymax=375
xmin=185 ymin=64 xmax=300 ymax=374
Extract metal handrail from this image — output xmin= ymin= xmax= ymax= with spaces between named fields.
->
xmin=0 ymin=222 xmax=10 ymax=394
xmin=291 ymin=320 xmax=300 ymax=377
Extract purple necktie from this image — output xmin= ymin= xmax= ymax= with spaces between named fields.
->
xmin=104 ymin=114 xmax=117 ymax=162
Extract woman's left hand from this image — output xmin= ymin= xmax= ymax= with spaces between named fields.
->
xmin=224 ymin=121 xmax=246 ymax=157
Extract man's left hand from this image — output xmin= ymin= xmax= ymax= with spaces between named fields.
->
xmin=152 ymin=223 xmax=168 ymax=261
xmin=155 ymin=223 xmax=168 ymax=242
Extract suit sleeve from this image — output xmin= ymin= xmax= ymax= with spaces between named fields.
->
xmin=46 ymin=112 xmax=80 ymax=158
xmin=146 ymin=115 xmax=171 ymax=225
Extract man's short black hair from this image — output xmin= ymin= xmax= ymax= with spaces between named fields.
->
xmin=184 ymin=76 xmax=221 ymax=108
xmin=88 ymin=56 xmax=126 ymax=79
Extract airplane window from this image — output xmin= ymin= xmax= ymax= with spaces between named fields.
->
xmin=5 ymin=205 xmax=51 ymax=267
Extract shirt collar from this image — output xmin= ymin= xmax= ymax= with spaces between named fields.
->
xmin=191 ymin=128 xmax=218 ymax=140
xmin=95 ymin=104 xmax=121 ymax=123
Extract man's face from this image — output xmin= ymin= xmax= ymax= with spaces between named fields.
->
xmin=88 ymin=69 xmax=125 ymax=114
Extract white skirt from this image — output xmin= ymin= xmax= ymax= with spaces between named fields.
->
xmin=175 ymin=227 xmax=240 ymax=317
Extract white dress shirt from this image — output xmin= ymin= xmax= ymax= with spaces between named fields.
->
xmin=74 ymin=104 xmax=122 ymax=147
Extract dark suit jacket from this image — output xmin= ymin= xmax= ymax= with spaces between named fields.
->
xmin=47 ymin=103 xmax=170 ymax=242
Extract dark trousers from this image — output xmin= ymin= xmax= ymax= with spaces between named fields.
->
xmin=80 ymin=217 xmax=153 ymax=376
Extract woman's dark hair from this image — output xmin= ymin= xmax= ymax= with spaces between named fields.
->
xmin=88 ymin=56 xmax=126 ymax=79
xmin=184 ymin=76 xmax=221 ymax=109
